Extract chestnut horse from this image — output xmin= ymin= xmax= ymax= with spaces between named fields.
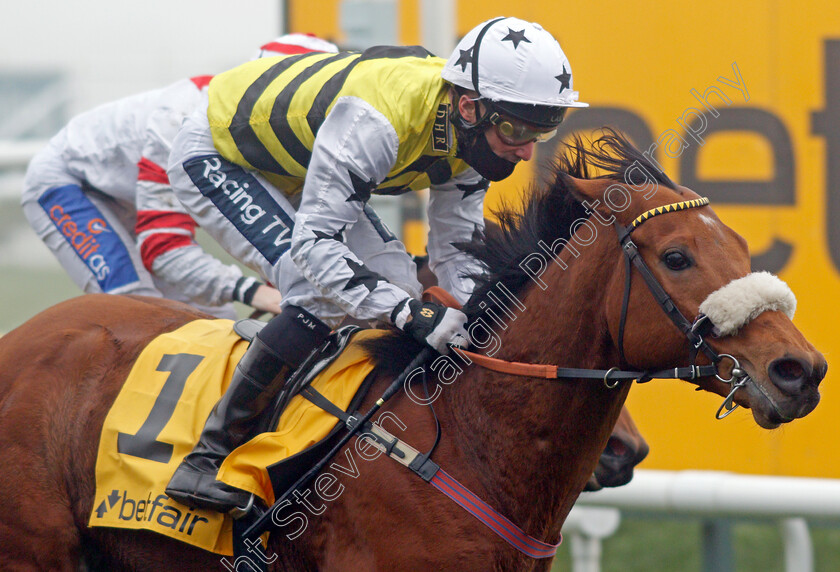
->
xmin=0 ymin=132 xmax=825 ymax=571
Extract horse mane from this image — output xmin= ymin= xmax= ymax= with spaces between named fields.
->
xmin=461 ymin=128 xmax=677 ymax=317
xmin=361 ymin=128 xmax=677 ymax=376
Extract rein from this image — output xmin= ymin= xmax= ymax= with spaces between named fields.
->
xmin=449 ymin=196 xmax=751 ymax=418
xmin=426 ymin=288 xmax=702 ymax=386
xmin=453 ymin=347 xmax=718 ymax=387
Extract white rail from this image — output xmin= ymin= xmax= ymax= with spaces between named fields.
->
xmin=563 ymin=470 xmax=840 ymax=572
xmin=575 ymin=469 xmax=840 ymax=520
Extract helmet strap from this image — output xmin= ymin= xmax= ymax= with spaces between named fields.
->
xmin=449 ymin=89 xmax=498 ymax=137
xmin=451 ymin=104 xmax=495 ymax=136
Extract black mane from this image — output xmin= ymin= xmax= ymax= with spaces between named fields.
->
xmin=362 ymin=129 xmax=677 ymax=375
xmin=460 ymin=128 xmax=676 ymax=318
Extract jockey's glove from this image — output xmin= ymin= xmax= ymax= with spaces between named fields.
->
xmin=391 ymin=298 xmax=470 ymax=354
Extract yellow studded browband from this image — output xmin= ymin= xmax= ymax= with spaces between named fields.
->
xmin=629 ymin=197 xmax=710 ymax=231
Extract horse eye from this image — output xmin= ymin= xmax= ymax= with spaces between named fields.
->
xmin=663 ymin=250 xmax=691 ymax=271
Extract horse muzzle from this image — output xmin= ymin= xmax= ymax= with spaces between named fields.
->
xmin=739 ymin=350 xmax=827 ymax=429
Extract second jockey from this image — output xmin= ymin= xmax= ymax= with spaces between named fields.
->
xmin=21 ymin=34 xmax=338 ymax=317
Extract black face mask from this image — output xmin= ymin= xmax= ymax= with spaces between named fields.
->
xmin=457 ymin=129 xmax=517 ymax=182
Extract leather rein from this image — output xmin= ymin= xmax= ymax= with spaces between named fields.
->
xmin=242 ymin=198 xmax=749 ymax=561
xmin=447 ymin=196 xmax=751 ymax=419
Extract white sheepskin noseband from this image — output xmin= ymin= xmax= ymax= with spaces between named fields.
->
xmin=698 ymin=271 xmax=797 ymax=337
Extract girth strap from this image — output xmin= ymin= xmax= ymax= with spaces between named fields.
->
xmin=299 ymin=386 xmax=440 ymax=479
xmin=359 ymin=420 xmax=560 ymax=558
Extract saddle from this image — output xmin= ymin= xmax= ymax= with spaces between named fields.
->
xmin=225 ymin=286 xmax=460 ymax=500
xmin=232 ymin=281 xmax=459 ymax=445
xmin=228 ymin=320 xmax=380 ymax=495
xmin=90 ymin=290 xmax=455 ymax=555
xmin=89 ymin=318 xmax=386 ymax=555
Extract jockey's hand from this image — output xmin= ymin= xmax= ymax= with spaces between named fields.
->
xmin=248 ymin=284 xmax=283 ymax=315
xmin=392 ymin=299 xmax=470 ymax=354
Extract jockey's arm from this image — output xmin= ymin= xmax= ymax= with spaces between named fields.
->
xmin=427 ymin=171 xmax=488 ymax=305
xmin=134 ymin=106 xmax=282 ymax=313
xmin=289 ymin=97 xmax=416 ymax=325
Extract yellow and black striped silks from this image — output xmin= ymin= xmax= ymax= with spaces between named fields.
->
xmin=207 ymin=46 xmax=472 ymax=195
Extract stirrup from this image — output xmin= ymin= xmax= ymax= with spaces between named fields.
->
xmin=228 ymin=492 xmax=255 ymax=519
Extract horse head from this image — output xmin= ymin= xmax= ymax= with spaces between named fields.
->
xmin=555 ymin=131 xmax=826 ymax=429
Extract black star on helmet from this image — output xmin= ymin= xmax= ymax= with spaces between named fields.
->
xmin=501 ymin=28 xmax=531 ymax=49
xmin=555 ymin=65 xmax=571 ymax=93
xmin=313 ymin=224 xmax=346 ymax=242
xmin=342 ymin=258 xmax=385 ymax=293
xmin=455 ymin=47 xmax=473 ymax=72
xmin=346 ymin=170 xmax=377 ymax=203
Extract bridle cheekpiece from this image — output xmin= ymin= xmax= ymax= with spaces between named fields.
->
xmin=459 ymin=195 xmax=751 ymax=419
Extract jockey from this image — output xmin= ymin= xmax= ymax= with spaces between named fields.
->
xmin=20 ymin=34 xmax=338 ymax=318
xmin=165 ymin=17 xmax=587 ymax=512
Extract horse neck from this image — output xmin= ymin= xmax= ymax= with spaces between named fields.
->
xmin=439 ymin=235 xmax=630 ymax=543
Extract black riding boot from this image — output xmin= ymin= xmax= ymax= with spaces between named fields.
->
xmin=165 ymin=306 xmax=331 ymax=513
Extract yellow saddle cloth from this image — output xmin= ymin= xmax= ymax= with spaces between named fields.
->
xmin=89 ymin=318 xmax=384 ymax=555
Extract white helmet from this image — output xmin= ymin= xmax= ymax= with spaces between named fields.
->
xmin=442 ymin=17 xmax=587 ymax=127
xmin=254 ymin=33 xmax=339 ymax=59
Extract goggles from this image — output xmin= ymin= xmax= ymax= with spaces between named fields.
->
xmin=487 ymin=111 xmax=560 ymax=146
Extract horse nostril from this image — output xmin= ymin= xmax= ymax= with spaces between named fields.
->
xmin=773 ymin=359 xmax=804 ymax=380
xmin=606 ymin=437 xmax=629 ymax=459
xmin=768 ymin=357 xmax=813 ymax=396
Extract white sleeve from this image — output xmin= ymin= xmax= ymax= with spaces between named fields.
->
xmin=135 ymin=105 xmax=251 ymax=306
xmin=427 ymin=169 xmax=489 ymax=305
xmin=289 ymin=96 xmax=416 ymax=323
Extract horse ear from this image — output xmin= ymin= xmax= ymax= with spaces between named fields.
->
xmin=565 ymin=177 xmax=615 ymax=219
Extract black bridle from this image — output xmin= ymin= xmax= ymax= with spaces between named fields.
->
xmin=453 ymin=196 xmax=750 ymax=418
xmin=612 ymin=197 xmax=749 ymax=417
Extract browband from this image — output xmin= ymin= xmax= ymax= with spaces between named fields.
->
xmin=628 ymin=197 xmax=710 ymax=232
